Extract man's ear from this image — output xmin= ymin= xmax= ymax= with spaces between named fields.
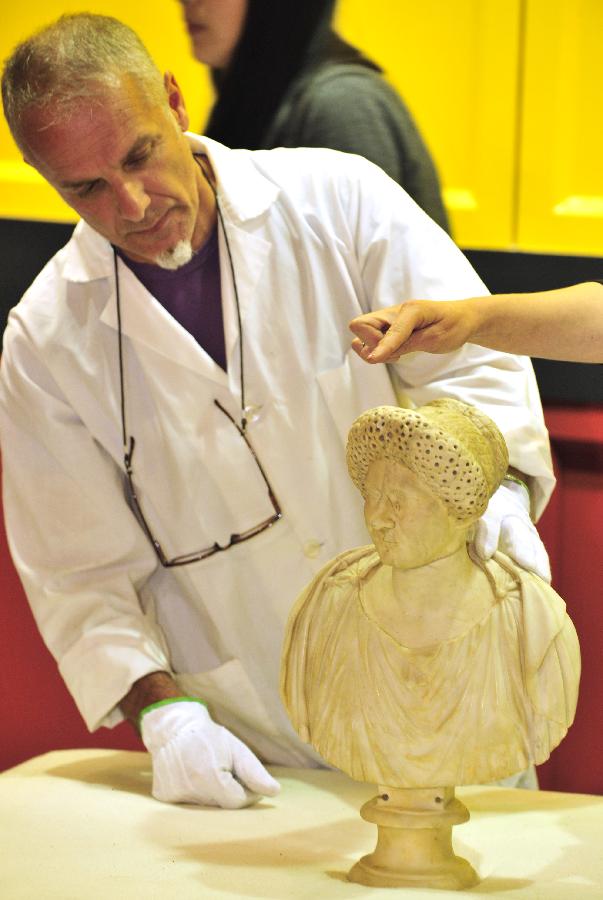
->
xmin=164 ymin=71 xmax=189 ymax=132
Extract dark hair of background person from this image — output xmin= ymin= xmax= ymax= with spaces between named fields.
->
xmin=205 ymin=0 xmax=375 ymax=149
xmin=203 ymin=0 xmax=449 ymax=233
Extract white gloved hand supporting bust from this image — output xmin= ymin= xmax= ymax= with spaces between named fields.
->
xmin=140 ymin=698 xmax=281 ymax=809
xmin=472 ymin=478 xmax=551 ymax=583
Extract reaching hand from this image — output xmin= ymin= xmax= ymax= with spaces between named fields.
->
xmin=472 ymin=481 xmax=551 ymax=583
xmin=349 ymin=299 xmax=479 ymax=363
xmin=140 ymin=700 xmax=281 ymax=808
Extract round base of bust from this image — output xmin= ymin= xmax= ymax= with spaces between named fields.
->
xmin=347 ymin=787 xmax=479 ymax=891
xmin=348 ymin=852 xmax=478 ymax=890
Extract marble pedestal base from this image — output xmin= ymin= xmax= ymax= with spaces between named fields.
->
xmin=348 ymin=786 xmax=479 ymax=890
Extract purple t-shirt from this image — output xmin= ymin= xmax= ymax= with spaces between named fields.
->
xmin=118 ymin=226 xmax=226 ymax=370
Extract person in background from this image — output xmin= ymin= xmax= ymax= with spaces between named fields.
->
xmin=349 ymin=282 xmax=603 ymax=364
xmin=178 ymin=0 xmax=450 ymax=232
xmin=1 ymin=14 xmax=552 ymax=812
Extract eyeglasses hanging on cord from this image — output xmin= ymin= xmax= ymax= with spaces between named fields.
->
xmin=112 ymin=152 xmax=282 ymax=567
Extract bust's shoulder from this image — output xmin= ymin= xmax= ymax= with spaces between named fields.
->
xmin=287 ymin=545 xmax=379 ymax=626
xmin=321 ymin=544 xmax=381 ymax=588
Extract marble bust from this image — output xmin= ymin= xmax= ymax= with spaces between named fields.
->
xmin=280 ymin=399 xmax=580 ymax=888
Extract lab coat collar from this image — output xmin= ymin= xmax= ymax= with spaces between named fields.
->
xmin=59 ymin=136 xmax=275 ymax=386
xmin=188 ymin=134 xmax=280 ymax=224
xmin=60 ymin=134 xmax=279 ymax=284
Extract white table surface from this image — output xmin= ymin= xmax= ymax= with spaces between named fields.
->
xmin=0 ymin=749 xmax=601 ymax=899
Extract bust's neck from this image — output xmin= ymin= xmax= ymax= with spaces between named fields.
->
xmin=364 ymin=545 xmax=494 ymax=648
xmin=391 ymin=543 xmax=476 ymax=608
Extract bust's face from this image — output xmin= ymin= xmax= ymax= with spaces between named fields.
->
xmin=364 ymin=458 xmax=467 ymax=569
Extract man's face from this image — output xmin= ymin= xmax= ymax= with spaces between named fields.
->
xmin=364 ymin=458 xmax=466 ymax=569
xmin=20 ymin=73 xmax=210 ymax=265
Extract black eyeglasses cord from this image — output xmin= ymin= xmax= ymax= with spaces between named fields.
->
xmin=113 ymin=150 xmax=249 ymax=471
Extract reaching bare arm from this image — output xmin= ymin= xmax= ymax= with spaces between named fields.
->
xmin=350 ymin=282 xmax=603 ymax=364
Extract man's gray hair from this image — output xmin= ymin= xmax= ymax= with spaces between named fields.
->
xmin=2 ymin=13 xmax=165 ymax=151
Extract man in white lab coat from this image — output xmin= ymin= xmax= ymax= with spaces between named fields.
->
xmin=0 ymin=14 xmax=553 ymax=808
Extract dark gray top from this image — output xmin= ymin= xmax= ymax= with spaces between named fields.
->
xmin=261 ymin=62 xmax=450 ymax=233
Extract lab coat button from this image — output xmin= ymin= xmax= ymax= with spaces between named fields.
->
xmin=303 ymin=539 xmax=323 ymax=559
xmin=244 ymin=404 xmax=263 ymax=423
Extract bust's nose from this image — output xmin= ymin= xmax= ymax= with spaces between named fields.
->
xmin=368 ymin=495 xmax=396 ymax=530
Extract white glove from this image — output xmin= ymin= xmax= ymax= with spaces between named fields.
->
xmin=473 ymin=480 xmax=551 ymax=583
xmin=140 ymin=699 xmax=281 ymax=809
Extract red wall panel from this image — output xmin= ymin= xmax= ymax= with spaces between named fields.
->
xmin=0 ymin=466 xmax=143 ymax=772
xmin=536 ymin=407 xmax=603 ymax=795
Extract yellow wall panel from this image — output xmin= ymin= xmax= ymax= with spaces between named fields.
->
xmin=518 ymin=0 xmax=603 ymax=255
xmin=1 ymin=1 xmax=521 ymax=245
xmin=337 ymin=0 xmax=521 ymax=248
xmin=0 ymin=3 xmax=210 ymax=222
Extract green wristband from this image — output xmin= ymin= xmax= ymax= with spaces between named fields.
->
xmin=138 ymin=695 xmax=206 ymax=729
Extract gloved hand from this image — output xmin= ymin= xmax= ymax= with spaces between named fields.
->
xmin=472 ymin=480 xmax=551 ymax=582
xmin=140 ymin=699 xmax=281 ymax=809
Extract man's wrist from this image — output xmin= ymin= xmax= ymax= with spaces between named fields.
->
xmin=138 ymin=696 xmax=207 ymax=730
xmin=504 ymin=472 xmax=530 ymax=496
xmin=503 ymin=472 xmax=533 ymax=519
xmin=119 ymin=670 xmax=184 ymax=728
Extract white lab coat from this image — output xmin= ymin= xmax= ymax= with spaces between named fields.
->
xmin=0 ymin=137 xmax=554 ymax=766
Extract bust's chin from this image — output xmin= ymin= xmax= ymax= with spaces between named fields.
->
xmin=373 ymin=540 xmax=426 ymax=570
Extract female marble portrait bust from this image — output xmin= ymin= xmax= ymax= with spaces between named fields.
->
xmin=280 ymin=398 xmax=580 ymax=789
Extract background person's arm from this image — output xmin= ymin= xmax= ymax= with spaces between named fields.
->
xmin=350 ymin=282 xmax=603 ymax=364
